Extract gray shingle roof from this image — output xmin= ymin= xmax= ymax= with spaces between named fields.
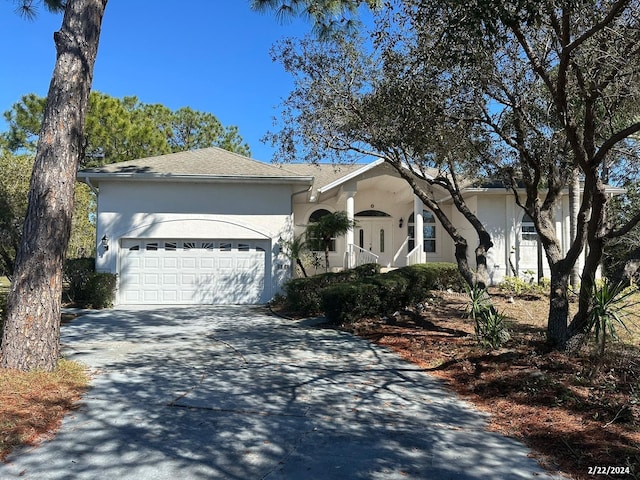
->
xmin=280 ymin=163 xmax=365 ymax=190
xmin=80 ymin=147 xmax=307 ymax=178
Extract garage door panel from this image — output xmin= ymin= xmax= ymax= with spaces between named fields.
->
xmin=119 ymin=239 xmax=268 ymax=305
xmin=163 ymin=258 xmax=178 ymax=269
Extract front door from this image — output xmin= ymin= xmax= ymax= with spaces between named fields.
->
xmin=357 ymin=219 xmax=393 ymax=267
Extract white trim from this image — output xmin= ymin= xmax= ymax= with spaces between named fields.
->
xmin=317 ymin=159 xmax=385 ymax=194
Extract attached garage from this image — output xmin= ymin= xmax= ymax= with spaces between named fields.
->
xmin=80 ymin=147 xmax=314 ymax=306
xmin=119 ymin=239 xmax=269 ymax=305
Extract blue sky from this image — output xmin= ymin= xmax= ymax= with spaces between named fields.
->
xmin=0 ymin=1 xmax=313 ymax=163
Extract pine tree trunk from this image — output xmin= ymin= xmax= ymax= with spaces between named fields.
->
xmin=0 ymin=0 xmax=107 ymax=372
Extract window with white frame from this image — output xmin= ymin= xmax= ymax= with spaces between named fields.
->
xmin=408 ymin=210 xmax=437 ymax=253
xmin=521 ymin=213 xmax=538 ymax=242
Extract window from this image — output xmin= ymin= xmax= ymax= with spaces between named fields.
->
xmin=521 ymin=213 xmax=538 ymax=242
xmin=238 ymin=243 xmax=250 ymax=252
xmin=423 ymin=211 xmax=436 ymax=253
xmin=145 ymin=242 xmax=158 ymax=251
xmin=308 ymin=209 xmax=336 ymax=252
xmin=379 ymin=229 xmax=385 ymax=253
xmin=408 ymin=211 xmax=436 ymax=253
xmin=165 ymin=242 xmax=177 ymax=251
xmin=201 ymin=241 xmax=214 ymax=250
xmin=219 ymin=242 xmax=232 ymax=252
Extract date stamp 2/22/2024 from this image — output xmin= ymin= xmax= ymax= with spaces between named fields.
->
xmin=588 ymin=466 xmax=631 ymax=475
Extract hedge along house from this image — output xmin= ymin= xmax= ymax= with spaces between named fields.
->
xmin=79 ymin=147 xmax=602 ymax=306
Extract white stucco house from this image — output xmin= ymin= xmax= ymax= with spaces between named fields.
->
xmin=79 ymin=146 xmax=597 ymax=306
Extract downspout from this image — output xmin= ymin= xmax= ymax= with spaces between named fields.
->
xmin=83 ymin=176 xmax=99 ymax=195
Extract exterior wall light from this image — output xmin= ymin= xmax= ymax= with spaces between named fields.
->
xmin=398 ymin=217 xmax=404 ymax=229
xmin=101 ymin=234 xmax=109 ymax=251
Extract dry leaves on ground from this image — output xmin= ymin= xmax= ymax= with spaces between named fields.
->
xmin=337 ymin=290 xmax=640 ymax=480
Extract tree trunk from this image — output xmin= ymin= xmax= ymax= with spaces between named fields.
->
xmin=0 ymin=0 xmax=107 ymax=372
xmin=296 ymin=258 xmax=308 ymax=278
xmin=547 ymin=265 xmax=570 ymax=348
xmin=569 ymin=168 xmax=581 ymax=289
xmin=568 ymin=183 xmax=608 ymax=337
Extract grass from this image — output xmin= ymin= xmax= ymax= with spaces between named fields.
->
xmin=0 ymin=359 xmax=89 ymax=460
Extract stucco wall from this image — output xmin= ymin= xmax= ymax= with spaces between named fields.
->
xmin=94 ymin=180 xmax=296 ymax=300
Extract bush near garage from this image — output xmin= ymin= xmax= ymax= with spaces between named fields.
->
xmin=321 ymin=263 xmax=464 ymax=324
xmin=63 ymin=258 xmax=117 ymax=309
xmin=284 ymin=262 xmax=464 ymax=322
xmin=284 ymin=263 xmax=381 ymax=315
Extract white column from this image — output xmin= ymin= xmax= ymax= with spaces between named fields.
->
xmin=414 ymin=195 xmax=424 ymax=263
xmin=346 ymin=191 xmax=356 ymax=268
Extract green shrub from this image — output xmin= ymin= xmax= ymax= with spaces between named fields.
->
xmin=284 ymin=263 xmax=382 ymax=315
xmin=464 ymin=283 xmax=511 ymax=349
xmin=63 ymin=258 xmax=95 ymax=303
xmin=498 ymin=275 xmax=547 ymax=296
xmin=313 ymin=262 xmax=465 ymax=324
xmin=321 ymin=282 xmax=381 ymax=324
xmin=475 ymin=307 xmax=511 ymax=349
xmin=84 ymin=273 xmax=117 ymax=309
xmin=63 ymin=258 xmax=116 ymax=308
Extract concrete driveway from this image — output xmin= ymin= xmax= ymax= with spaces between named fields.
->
xmin=0 ymin=306 xmax=562 ymax=480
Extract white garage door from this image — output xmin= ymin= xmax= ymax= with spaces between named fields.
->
xmin=119 ymin=239 xmax=269 ymax=305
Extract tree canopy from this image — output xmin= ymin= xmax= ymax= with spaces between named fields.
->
xmin=266 ymin=0 xmax=640 ymax=346
xmin=2 ymin=92 xmax=251 ymax=165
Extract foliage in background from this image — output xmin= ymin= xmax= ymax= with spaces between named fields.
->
xmin=2 ymin=92 xmax=251 ymax=166
xmin=0 ymin=151 xmax=95 ymax=278
xmin=0 ymin=151 xmax=31 ymax=278
xmin=586 ymin=279 xmax=638 ymax=356
xmin=251 ymin=0 xmax=381 ymax=39
xmin=498 ymin=276 xmax=548 ymax=297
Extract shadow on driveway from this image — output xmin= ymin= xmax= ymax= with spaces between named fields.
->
xmin=0 ymin=306 xmax=563 ymax=480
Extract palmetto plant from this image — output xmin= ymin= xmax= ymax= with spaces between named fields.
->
xmin=587 ymin=279 xmax=638 ymax=356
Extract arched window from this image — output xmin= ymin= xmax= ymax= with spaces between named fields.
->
xmin=308 ymin=208 xmax=336 ymax=252
xmin=309 ymin=208 xmax=332 ymax=223
xmin=408 ymin=210 xmax=437 ymax=253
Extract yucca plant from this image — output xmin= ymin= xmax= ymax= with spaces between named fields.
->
xmin=464 ymin=283 xmax=509 ymax=348
xmin=464 ymin=283 xmax=491 ymax=331
xmin=476 ymin=307 xmax=511 ymax=349
xmin=587 ymin=278 xmax=638 ymax=356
